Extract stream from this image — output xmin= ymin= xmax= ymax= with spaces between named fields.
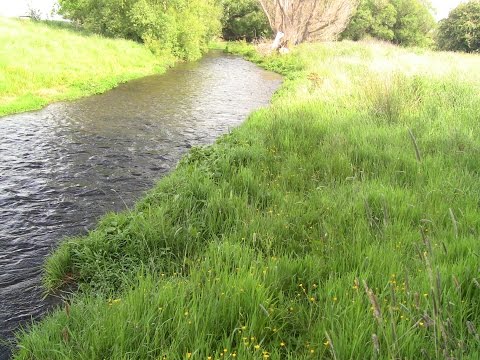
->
xmin=0 ymin=51 xmax=281 ymax=359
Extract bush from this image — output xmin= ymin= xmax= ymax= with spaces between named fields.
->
xmin=58 ymin=0 xmax=221 ymax=60
xmin=343 ymin=0 xmax=397 ymax=41
xmin=220 ymin=0 xmax=271 ymax=41
xmin=343 ymin=0 xmax=436 ymax=47
xmin=437 ymin=0 xmax=480 ymax=53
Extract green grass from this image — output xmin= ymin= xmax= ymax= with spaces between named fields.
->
xmin=0 ymin=18 xmax=174 ymax=117
xmin=14 ymin=41 xmax=480 ymax=359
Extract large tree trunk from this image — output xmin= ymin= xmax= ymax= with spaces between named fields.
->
xmin=259 ymin=0 xmax=358 ymax=46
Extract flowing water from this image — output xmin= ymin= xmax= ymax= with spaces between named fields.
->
xmin=0 ymin=51 xmax=281 ymax=359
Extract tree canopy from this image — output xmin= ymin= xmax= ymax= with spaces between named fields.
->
xmin=58 ymin=0 xmax=221 ymax=60
xmin=437 ymin=0 xmax=480 ymax=52
xmin=220 ymin=0 xmax=271 ymax=41
xmin=342 ymin=0 xmax=436 ymax=47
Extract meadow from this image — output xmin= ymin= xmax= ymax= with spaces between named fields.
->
xmin=14 ymin=41 xmax=480 ymax=359
xmin=0 ymin=18 xmax=172 ymax=117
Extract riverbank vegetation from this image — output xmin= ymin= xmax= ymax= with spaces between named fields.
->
xmin=58 ymin=0 xmax=221 ymax=61
xmin=216 ymin=0 xmax=436 ymax=48
xmin=15 ymin=40 xmax=480 ymax=359
xmin=0 ymin=17 xmax=169 ymax=117
xmin=0 ymin=0 xmax=222 ymax=118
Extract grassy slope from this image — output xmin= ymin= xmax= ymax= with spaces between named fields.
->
xmin=15 ymin=41 xmax=480 ymax=359
xmin=0 ymin=18 xmax=172 ymax=117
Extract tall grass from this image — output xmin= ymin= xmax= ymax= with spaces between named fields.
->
xmin=0 ymin=18 xmax=172 ymax=117
xmin=14 ymin=41 xmax=480 ymax=359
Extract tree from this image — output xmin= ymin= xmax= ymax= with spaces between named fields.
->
xmin=258 ymin=0 xmax=359 ymax=45
xmin=342 ymin=0 xmax=435 ymax=47
xmin=221 ymin=0 xmax=271 ymax=41
xmin=437 ymin=0 xmax=480 ymax=52
xmin=342 ymin=0 xmax=397 ymax=41
xmin=391 ymin=0 xmax=435 ymax=46
xmin=27 ymin=0 xmax=44 ymax=20
xmin=58 ymin=0 xmax=221 ymax=60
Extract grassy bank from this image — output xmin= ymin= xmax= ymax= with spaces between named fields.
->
xmin=0 ymin=18 xmax=173 ymax=117
xmin=15 ymin=41 xmax=480 ymax=359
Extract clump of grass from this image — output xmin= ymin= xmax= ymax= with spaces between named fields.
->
xmin=14 ymin=41 xmax=480 ymax=359
xmin=0 ymin=18 xmax=173 ymax=117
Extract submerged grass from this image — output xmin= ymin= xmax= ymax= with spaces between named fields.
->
xmin=0 ymin=17 xmax=173 ymax=117
xmin=14 ymin=41 xmax=480 ymax=359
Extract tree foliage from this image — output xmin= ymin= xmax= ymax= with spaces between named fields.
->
xmin=258 ymin=0 xmax=359 ymax=45
xmin=437 ymin=0 xmax=480 ymax=53
xmin=343 ymin=0 xmax=435 ymax=47
xmin=220 ymin=0 xmax=271 ymax=41
xmin=342 ymin=0 xmax=396 ymax=41
xmin=58 ymin=0 xmax=221 ymax=60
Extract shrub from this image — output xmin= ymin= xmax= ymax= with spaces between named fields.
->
xmin=58 ymin=0 xmax=221 ymax=60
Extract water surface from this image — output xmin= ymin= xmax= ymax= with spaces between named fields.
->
xmin=0 ymin=51 xmax=281 ymax=358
